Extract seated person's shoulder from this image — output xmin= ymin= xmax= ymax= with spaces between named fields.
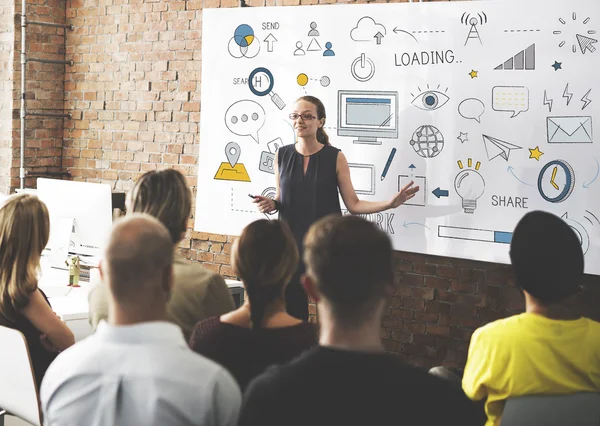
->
xmin=471 ymin=314 xmax=524 ymax=344
xmin=248 ymin=346 xmax=319 ymax=391
xmin=174 ymin=256 xmax=225 ymax=285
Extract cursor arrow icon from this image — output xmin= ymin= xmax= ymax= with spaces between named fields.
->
xmin=576 ymin=34 xmax=597 ymax=54
xmin=264 ymin=33 xmax=278 ymax=53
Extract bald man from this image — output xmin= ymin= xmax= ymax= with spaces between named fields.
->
xmin=41 ymin=214 xmax=241 ymax=426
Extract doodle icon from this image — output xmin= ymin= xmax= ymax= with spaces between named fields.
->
xmin=561 ymin=212 xmax=591 ymax=254
xmin=411 ymin=86 xmax=450 ymax=111
xmin=554 ymin=13 xmax=597 ymax=54
xmin=494 ymin=44 xmax=535 ymax=70
xmin=225 ymin=100 xmax=265 ymax=143
xmin=323 ymin=42 xmax=335 ymax=56
xmin=297 ymin=73 xmax=309 ymax=86
xmin=529 ymin=146 xmax=544 ymax=161
xmin=492 ymin=86 xmax=529 ymax=118
xmin=351 ymin=53 xmax=375 ymax=82
xmin=267 ymin=137 xmax=283 ymax=153
xmin=259 ymin=151 xmax=275 ymax=174
xmin=458 ymin=98 xmax=485 ymax=123
xmin=455 ymin=158 xmax=484 ymax=214
xmin=249 ymin=67 xmax=286 ymax=110
xmin=482 ymin=135 xmax=521 ymax=162
xmin=261 ymin=187 xmax=278 ymax=218
xmin=228 ymin=24 xmax=260 ymax=59
xmin=350 ymin=16 xmax=386 ymax=43
xmin=461 ymin=11 xmax=487 ymax=46
xmin=214 ymin=142 xmax=251 ymax=182
xmin=409 ymin=125 xmax=444 ymax=158
xmin=546 ymin=116 xmax=593 ymax=144
xmin=537 ymin=159 xmax=575 ymax=203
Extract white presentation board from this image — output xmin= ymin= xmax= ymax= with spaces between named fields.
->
xmin=196 ymin=0 xmax=600 ymax=275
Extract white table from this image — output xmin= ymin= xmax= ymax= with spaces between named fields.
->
xmin=38 ymin=262 xmax=244 ymax=342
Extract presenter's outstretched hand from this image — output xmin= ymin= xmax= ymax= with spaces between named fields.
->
xmin=253 ymin=195 xmax=276 ymax=214
xmin=389 ymin=181 xmax=420 ymax=209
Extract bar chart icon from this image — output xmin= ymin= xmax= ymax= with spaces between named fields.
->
xmin=494 ymin=44 xmax=535 ymax=70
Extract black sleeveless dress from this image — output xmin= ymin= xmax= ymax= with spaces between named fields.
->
xmin=278 ymin=144 xmax=342 ymax=320
xmin=1 ymin=289 xmax=57 ymax=388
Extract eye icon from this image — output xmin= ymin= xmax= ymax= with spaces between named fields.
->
xmin=411 ymin=90 xmax=450 ymax=111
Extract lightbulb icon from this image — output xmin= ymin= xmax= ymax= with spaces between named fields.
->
xmin=454 ymin=158 xmax=485 ymax=214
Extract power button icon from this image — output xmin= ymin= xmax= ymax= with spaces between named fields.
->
xmin=351 ymin=53 xmax=375 ymax=82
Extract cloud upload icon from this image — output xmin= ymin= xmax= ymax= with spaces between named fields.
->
xmin=350 ymin=17 xmax=386 ymax=43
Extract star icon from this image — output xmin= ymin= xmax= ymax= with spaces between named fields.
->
xmin=469 ymin=69 xmax=478 ymax=79
xmin=529 ymin=146 xmax=544 ymax=161
xmin=552 ymin=61 xmax=562 ymax=71
xmin=457 ymin=132 xmax=469 ymax=143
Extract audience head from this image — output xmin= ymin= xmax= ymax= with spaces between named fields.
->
xmin=232 ymin=219 xmax=298 ymax=328
xmin=0 ymin=194 xmax=50 ymax=322
xmin=101 ymin=214 xmax=174 ymax=319
xmin=510 ymin=210 xmax=583 ymax=304
xmin=127 ymin=168 xmax=192 ymax=244
xmin=302 ymin=215 xmax=393 ymax=328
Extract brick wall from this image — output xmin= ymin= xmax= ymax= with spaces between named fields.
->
xmin=0 ymin=0 xmax=13 ymax=195
xmin=8 ymin=0 xmax=599 ymax=369
xmin=14 ymin=0 xmax=68 ymax=189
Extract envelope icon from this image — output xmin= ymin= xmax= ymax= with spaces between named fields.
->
xmin=547 ymin=116 xmax=593 ymax=143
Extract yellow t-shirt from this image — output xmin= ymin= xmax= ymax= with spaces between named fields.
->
xmin=462 ymin=313 xmax=600 ymax=426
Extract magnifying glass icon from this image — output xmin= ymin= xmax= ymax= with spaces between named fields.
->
xmin=249 ymin=67 xmax=286 ymax=110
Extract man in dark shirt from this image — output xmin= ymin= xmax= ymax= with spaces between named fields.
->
xmin=240 ymin=215 xmax=482 ymax=426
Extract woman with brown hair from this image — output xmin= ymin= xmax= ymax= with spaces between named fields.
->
xmin=0 ymin=194 xmax=75 ymax=386
xmin=253 ymin=96 xmax=419 ymax=320
xmin=89 ymin=168 xmax=235 ymax=341
xmin=189 ymin=219 xmax=317 ymax=391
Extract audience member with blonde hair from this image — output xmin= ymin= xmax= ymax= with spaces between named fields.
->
xmin=41 ymin=214 xmax=241 ymax=426
xmin=89 ymin=168 xmax=235 ymax=340
xmin=0 ymin=194 xmax=74 ymax=386
xmin=189 ymin=219 xmax=317 ymax=390
xmin=240 ymin=215 xmax=480 ymax=426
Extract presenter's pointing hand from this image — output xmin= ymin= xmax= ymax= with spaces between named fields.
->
xmin=253 ymin=195 xmax=276 ymax=214
xmin=389 ymin=181 xmax=420 ymax=209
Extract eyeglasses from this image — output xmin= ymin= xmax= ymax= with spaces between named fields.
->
xmin=289 ymin=113 xmax=317 ymax=121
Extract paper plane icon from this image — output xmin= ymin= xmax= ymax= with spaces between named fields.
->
xmin=576 ymin=34 xmax=597 ymax=54
xmin=482 ymin=135 xmax=522 ymax=161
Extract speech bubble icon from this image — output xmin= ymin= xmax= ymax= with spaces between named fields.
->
xmin=492 ymin=86 xmax=529 ymax=118
xmin=224 ymin=100 xmax=265 ymax=143
xmin=458 ymin=98 xmax=485 ymax=123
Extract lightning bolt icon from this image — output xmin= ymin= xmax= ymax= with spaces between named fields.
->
xmin=543 ymin=90 xmax=553 ymax=112
xmin=563 ymin=83 xmax=573 ymax=105
xmin=581 ymin=89 xmax=592 ymax=110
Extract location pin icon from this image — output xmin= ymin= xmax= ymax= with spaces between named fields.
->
xmin=225 ymin=142 xmax=241 ymax=168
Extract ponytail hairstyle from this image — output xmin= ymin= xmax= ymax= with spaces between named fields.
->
xmin=297 ymin=95 xmax=330 ymax=146
xmin=0 ymin=194 xmax=50 ymax=324
xmin=232 ymin=220 xmax=299 ymax=329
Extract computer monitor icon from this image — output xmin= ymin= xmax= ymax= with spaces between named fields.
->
xmin=337 ymin=90 xmax=398 ymax=145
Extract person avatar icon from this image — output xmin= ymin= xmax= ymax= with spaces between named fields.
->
xmin=323 ymin=42 xmax=335 ymax=57
xmin=308 ymin=22 xmax=320 ymax=37
xmin=294 ymin=41 xmax=306 ymax=56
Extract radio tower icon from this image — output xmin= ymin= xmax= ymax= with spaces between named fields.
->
xmin=462 ymin=12 xmax=487 ymax=46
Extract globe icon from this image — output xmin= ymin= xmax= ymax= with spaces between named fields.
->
xmin=409 ymin=125 xmax=444 ymax=158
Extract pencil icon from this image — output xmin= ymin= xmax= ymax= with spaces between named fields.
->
xmin=381 ymin=148 xmax=397 ymax=181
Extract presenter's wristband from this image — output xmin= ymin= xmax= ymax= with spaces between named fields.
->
xmin=273 ymin=199 xmax=281 ymax=213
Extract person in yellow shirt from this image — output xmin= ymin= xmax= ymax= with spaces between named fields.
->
xmin=462 ymin=211 xmax=600 ymax=426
